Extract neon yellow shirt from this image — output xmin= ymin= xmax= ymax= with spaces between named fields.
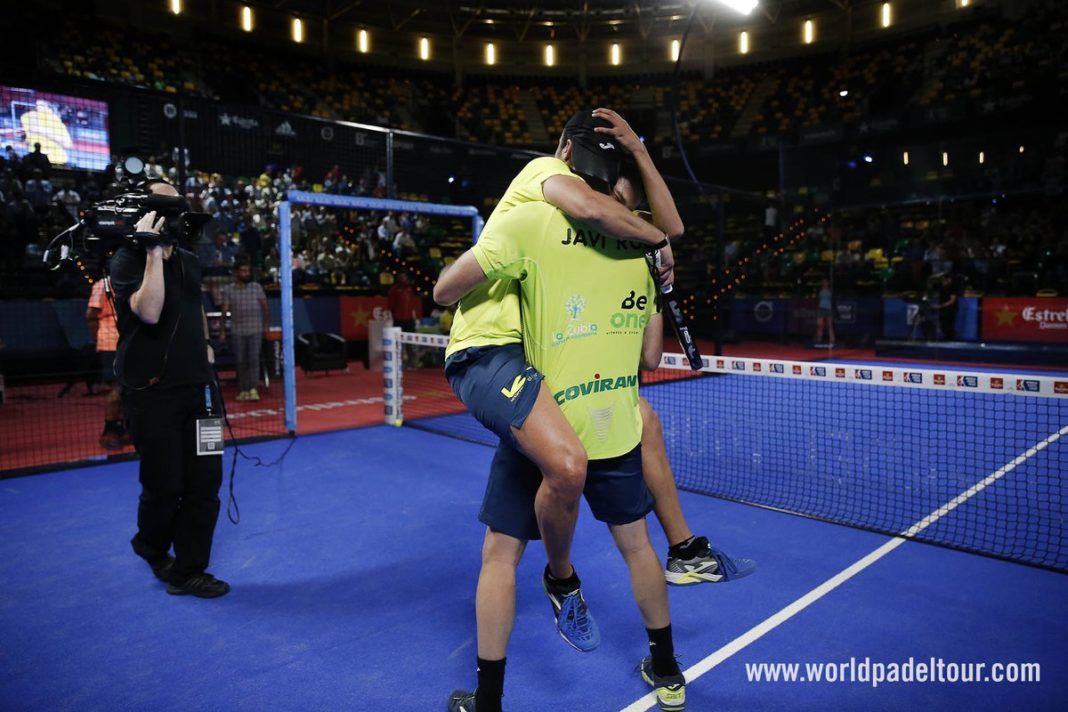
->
xmin=472 ymin=201 xmax=657 ymax=459
xmin=445 ymin=157 xmax=582 ymax=358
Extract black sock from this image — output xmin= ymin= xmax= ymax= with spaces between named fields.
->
xmin=668 ymin=535 xmax=707 ymax=560
xmin=475 ymin=657 xmax=505 ymax=712
xmin=544 ymin=564 xmax=580 ymax=595
xmin=647 ymin=625 xmax=680 ymax=677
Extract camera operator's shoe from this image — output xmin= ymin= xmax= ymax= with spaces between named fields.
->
xmin=100 ymin=431 xmax=125 ymax=450
xmin=100 ymin=422 xmax=128 ymax=450
xmin=446 ymin=690 xmax=479 ymax=712
xmin=638 ymin=656 xmax=686 ymax=711
xmin=236 ymin=390 xmax=250 ymax=401
xmin=248 ymin=388 xmax=260 ymax=401
xmin=129 ymin=534 xmax=173 ymax=582
xmin=542 ymin=567 xmax=600 ymax=652
xmin=666 ymin=537 xmax=755 ymax=585
xmin=166 ymin=573 xmax=231 ymax=598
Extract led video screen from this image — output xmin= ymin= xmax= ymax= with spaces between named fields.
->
xmin=0 ymin=86 xmax=110 ymax=171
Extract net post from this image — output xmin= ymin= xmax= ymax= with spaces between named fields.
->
xmin=278 ymin=200 xmax=297 ymax=434
xmin=383 ymin=326 xmax=403 ymax=426
xmin=386 ymin=131 xmax=395 ymax=199
xmin=472 ymin=213 xmax=484 ymax=242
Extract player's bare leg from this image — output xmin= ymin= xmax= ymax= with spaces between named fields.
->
xmin=449 ymin=528 xmax=525 ymax=712
xmin=511 ymin=383 xmax=586 ymax=580
xmin=511 ymin=382 xmax=599 ymax=652
xmin=475 ymin=528 xmax=525 ymax=660
xmin=609 ymin=518 xmax=686 ymax=711
xmin=640 ymin=397 xmax=694 ymax=547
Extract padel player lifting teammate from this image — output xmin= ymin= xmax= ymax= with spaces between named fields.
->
xmin=443 ymin=155 xmax=683 ymax=710
xmin=435 ymin=110 xmax=754 ymax=709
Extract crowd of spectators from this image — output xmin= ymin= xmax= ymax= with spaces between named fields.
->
xmin=0 ymin=143 xmax=460 ymax=300
xmin=2 ymin=138 xmax=1065 ymax=315
xmin=4 ymin=1 xmax=1065 ymax=305
xmin=726 ymin=198 xmax=1068 ymax=300
xmin=35 ymin=3 xmax=1065 ymax=149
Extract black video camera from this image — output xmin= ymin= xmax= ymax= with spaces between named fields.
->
xmin=44 ymin=156 xmax=209 ymax=270
xmin=81 ymin=190 xmax=207 ymax=247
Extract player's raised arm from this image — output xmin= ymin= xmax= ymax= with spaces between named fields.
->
xmin=593 ymin=107 xmax=684 ymax=241
xmin=542 ymin=173 xmax=668 ymax=246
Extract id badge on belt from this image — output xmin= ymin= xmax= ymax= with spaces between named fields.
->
xmin=196 ymin=384 xmax=224 ymax=456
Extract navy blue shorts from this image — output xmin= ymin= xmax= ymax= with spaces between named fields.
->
xmin=480 ymin=443 xmax=654 ymax=541
xmin=445 ymin=344 xmax=544 ymax=444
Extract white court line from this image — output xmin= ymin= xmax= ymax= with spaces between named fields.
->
xmin=620 ymin=424 xmax=1068 ymax=712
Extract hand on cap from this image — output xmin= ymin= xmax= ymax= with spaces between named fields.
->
xmin=592 ymin=108 xmax=646 ymax=156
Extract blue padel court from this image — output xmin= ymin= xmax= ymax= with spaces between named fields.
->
xmin=1 ymin=408 xmax=1066 ymax=710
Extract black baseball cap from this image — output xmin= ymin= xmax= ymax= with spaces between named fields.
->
xmin=563 ymin=110 xmax=621 ymax=191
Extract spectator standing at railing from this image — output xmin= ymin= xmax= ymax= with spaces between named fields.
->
xmin=238 ymin=217 xmax=262 ymax=271
xmin=937 ymin=272 xmax=963 ymax=341
xmin=144 ymin=156 xmax=165 ymax=180
xmin=378 ymin=212 xmax=399 ymax=241
xmin=814 ymin=278 xmax=836 ymax=347
xmin=764 ymin=200 xmax=779 ymax=241
xmin=24 ymin=170 xmax=53 ymax=214
xmin=219 ymin=255 xmax=269 ymax=402
xmin=358 ymin=230 xmax=378 ymax=263
xmin=22 ymin=143 xmax=51 ymax=178
xmin=199 ymin=231 xmax=237 ymax=276
xmin=324 ymin=164 xmax=342 ymax=189
xmin=388 ymin=272 xmax=420 ymax=332
xmin=86 ymin=276 xmax=127 ymax=449
xmin=54 ymin=182 xmax=82 ymax=221
xmin=392 ymin=228 xmax=416 ymax=259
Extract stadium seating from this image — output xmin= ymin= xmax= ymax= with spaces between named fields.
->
xmin=35 ymin=2 xmax=1064 ymax=149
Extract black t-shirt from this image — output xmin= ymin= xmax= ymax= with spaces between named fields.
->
xmin=943 ymin=275 xmax=963 ymax=311
xmin=109 ymin=245 xmax=213 ymax=390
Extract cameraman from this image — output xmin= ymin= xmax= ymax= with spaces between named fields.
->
xmin=109 ymin=180 xmax=230 ymax=598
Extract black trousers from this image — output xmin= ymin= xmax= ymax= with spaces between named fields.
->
xmin=123 ymin=383 xmax=223 ymax=579
xmin=940 ymin=308 xmax=958 ymax=341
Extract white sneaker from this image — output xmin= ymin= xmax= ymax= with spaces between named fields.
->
xmin=248 ymin=388 xmax=260 ymax=401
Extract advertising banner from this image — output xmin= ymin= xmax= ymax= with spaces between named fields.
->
xmin=981 ymin=298 xmax=1068 ymax=342
xmin=339 ymin=296 xmax=390 ymax=340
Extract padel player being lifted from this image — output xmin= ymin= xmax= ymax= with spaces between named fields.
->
xmin=434 ymin=109 xmax=755 ymax=711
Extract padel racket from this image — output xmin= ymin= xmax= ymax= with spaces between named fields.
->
xmin=645 ymin=250 xmax=703 ymax=370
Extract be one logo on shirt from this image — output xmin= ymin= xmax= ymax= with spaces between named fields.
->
xmin=608 ymin=290 xmax=650 ymax=332
xmin=553 ymin=293 xmax=598 ymax=347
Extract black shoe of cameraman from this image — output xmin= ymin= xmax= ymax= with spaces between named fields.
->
xmin=166 ymin=573 xmax=231 ymax=598
xmin=130 ymin=534 xmax=174 ymax=582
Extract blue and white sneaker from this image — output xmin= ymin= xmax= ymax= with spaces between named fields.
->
xmin=543 ymin=570 xmax=600 ymax=652
xmin=666 ymin=537 xmax=756 ymax=585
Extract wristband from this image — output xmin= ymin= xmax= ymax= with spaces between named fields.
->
xmin=134 ymin=231 xmax=164 ymax=247
xmin=652 ymin=236 xmax=669 ymax=250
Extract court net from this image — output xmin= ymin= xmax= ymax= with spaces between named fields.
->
xmin=385 ymin=329 xmax=1068 ymax=572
